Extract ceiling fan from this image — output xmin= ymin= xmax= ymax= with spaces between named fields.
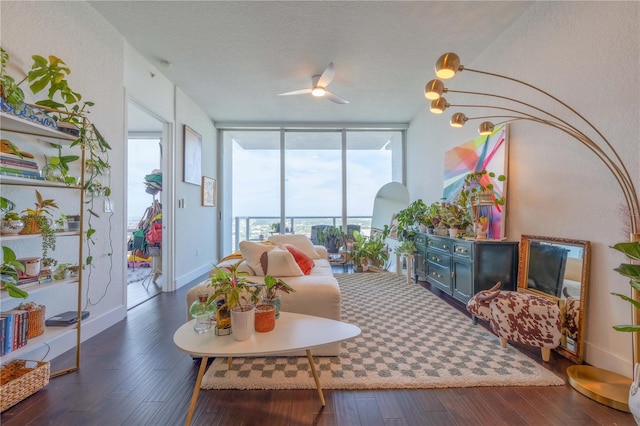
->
xmin=278 ymin=62 xmax=349 ymax=104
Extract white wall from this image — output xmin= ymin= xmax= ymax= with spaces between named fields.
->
xmin=174 ymin=88 xmax=218 ymax=288
xmin=408 ymin=2 xmax=639 ymax=376
xmin=1 ymin=1 xmax=126 ymax=358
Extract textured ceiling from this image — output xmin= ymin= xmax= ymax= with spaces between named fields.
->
xmin=90 ymin=1 xmax=533 ymax=126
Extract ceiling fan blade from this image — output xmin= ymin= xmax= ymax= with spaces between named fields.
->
xmin=325 ymin=90 xmax=349 ymax=104
xmin=278 ymin=88 xmax=312 ymax=96
xmin=316 ymin=63 xmax=335 ymax=88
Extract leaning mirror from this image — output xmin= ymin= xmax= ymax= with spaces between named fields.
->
xmin=517 ymin=235 xmax=591 ymax=363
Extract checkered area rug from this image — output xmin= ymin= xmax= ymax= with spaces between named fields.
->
xmin=200 ymin=272 xmax=564 ymax=390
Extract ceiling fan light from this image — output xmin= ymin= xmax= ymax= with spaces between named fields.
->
xmin=435 ymin=52 xmax=461 ymax=79
xmin=429 ymin=97 xmax=448 ymax=114
xmin=424 ymin=79 xmax=445 ymax=100
xmin=478 ymin=121 xmax=495 ymax=135
xmin=450 ymin=112 xmax=468 ymax=128
xmin=311 ymin=87 xmax=325 ymax=97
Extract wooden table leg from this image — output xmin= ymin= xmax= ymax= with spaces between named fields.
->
xmin=186 ymin=356 xmax=208 ymax=426
xmin=306 ymin=349 xmax=325 ymax=406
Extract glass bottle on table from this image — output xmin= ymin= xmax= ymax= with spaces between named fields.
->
xmin=189 ymin=291 xmax=216 ymax=333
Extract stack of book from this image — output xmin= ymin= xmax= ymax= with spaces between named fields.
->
xmin=0 ymin=152 xmax=42 ymax=179
xmin=0 ymin=310 xmax=29 ymax=356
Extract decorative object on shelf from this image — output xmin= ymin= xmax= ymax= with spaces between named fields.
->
xmin=19 ymin=190 xmax=58 ymax=267
xmin=189 ymin=291 xmax=216 ymax=334
xmin=52 ymin=263 xmax=73 ymax=281
xmin=1 ymin=211 xmax=24 ymax=235
xmin=629 ymin=364 xmax=640 ymax=424
xmin=0 ymin=359 xmax=50 ymax=413
xmin=201 ymin=176 xmax=216 ymax=206
xmin=17 ymin=257 xmax=41 ymax=278
xmin=230 ymin=304 xmax=255 ymax=341
xmin=254 ymin=303 xmax=276 ymax=332
xmin=426 ymin=51 xmax=640 ymax=411
xmin=214 ymin=298 xmax=231 ymax=336
xmin=0 ymin=246 xmax=28 ymax=298
xmin=66 ymin=214 xmax=80 ymax=232
xmin=183 ymin=125 xmax=202 ymax=186
xmin=15 ymin=301 xmax=45 ymax=339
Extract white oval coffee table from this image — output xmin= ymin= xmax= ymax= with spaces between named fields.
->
xmin=174 ymin=311 xmax=361 ymax=425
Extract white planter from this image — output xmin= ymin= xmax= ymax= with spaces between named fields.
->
xmin=231 ymin=305 xmax=255 ymax=341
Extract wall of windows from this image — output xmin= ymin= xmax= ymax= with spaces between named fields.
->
xmin=221 ymin=127 xmax=405 ymax=253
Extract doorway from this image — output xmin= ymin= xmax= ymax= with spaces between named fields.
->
xmin=126 ymin=101 xmax=165 ymax=309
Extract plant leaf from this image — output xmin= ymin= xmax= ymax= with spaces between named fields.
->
xmin=611 ymin=242 xmax=640 ymax=261
xmin=613 ymin=325 xmax=640 ymax=333
xmin=611 ymin=292 xmax=640 ymax=309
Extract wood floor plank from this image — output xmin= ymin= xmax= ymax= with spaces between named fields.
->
xmin=1 ymin=272 xmax=636 ymax=426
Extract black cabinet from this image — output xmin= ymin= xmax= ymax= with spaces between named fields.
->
xmin=414 ymin=233 xmax=518 ymax=304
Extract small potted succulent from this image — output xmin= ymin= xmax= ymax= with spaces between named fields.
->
xmin=1 ymin=211 xmax=24 ymax=235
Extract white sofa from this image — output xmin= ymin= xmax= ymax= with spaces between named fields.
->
xmin=186 ymin=237 xmax=342 ymax=356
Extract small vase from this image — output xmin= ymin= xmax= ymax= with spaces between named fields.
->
xmin=230 ymin=304 xmax=255 ymax=341
xmin=214 ymin=298 xmax=232 ymax=336
xmin=189 ymin=292 xmax=216 ymax=333
xmin=0 ymin=219 xmax=24 ymax=235
xmin=254 ymin=304 xmax=276 ymax=332
xmin=262 ymin=295 xmax=282 ymax=319
xmin=448 ymin=227 xmax=460 ymax=238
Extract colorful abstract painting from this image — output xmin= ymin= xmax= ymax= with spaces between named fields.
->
xmin=442 ymin=124 xmax=508 ymax=239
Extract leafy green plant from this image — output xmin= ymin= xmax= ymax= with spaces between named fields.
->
xmin=207 ymin=262 xmax=262 ymax=311
xmin=0 ymin=47 xmax=25 ymax=108
xmin=263 ymin=275 xmax=295 ymax=300
xmin=43 ymin=143 xmax=79 ymax=185
xmin=364 ymin=229 xmax=390 ymax=268
xmin=21 ymin=190 xmax=58 ymax=267
xmin=459 ymin=169 xmax=506 ymax=207
xmin=395 ymin=199 xmax=428 ymax=241
xmin=441 ymin=202 xmax=472 ymax=230
xmin=610 ymin=241 xmax=640 ymax=332
xmin=394 ymin=239 xmax=417 ymax=257
xmin=0 ymin=246 xmax=28 ymax=298
xmin=317 ymin=226 xmax=345 ymax=253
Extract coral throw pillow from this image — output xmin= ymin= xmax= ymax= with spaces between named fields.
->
xmin=284 ymin=243 xmax=315 ymax=275
xmin=268 ymin=234 xmax=321 ymax=259
xmin=239 ymin=241 xmax=303 ymax=277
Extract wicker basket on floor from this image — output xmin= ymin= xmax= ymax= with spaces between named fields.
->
xmin=0 ymin=359 xmax=50 ymax=412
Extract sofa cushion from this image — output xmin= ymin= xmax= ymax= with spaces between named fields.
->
xmin=239 ymin=241 xmax=303 ymax=277
xmin=268 ymin=235 xmax=322 ymax=259
xmin=284 ymin=243 xmax=314 ymax=275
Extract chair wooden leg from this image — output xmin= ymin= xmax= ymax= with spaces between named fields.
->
xmin=541 ymin=347 xmax=551 ymax=362
xmin=500 ymin=337 xmax=507 ymax=348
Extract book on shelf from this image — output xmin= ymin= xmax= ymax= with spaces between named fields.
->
xmin=17 ymin=276 xmax=40 ymax=287
xmin=0 ymin=170 xmax=44 ymax=180
xmin=0 ymin=310 xmax=29 ymax=353
xmin=0 ymin=155 xmax=39 ymax=170
xmin=0 ymin=165 xmax=42 ymax=177
xmin=0 ymin=316 xmax=5 ymax=356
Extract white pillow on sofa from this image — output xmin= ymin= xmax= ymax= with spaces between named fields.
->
xmin=239 ymin=241 xmax=303 ymax=277
xmin=268 ymin=234 xmax=321 ymax=259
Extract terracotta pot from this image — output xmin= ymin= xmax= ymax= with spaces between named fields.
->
xmin=254 ymin=304 xmax=276 ymax=332
xmin=20 ymin=216 xmax=41 ymax=234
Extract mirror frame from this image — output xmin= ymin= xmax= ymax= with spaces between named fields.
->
xmin=517 ymin=235 xmax=591 ymax=364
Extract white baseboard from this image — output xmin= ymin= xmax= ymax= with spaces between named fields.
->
xmin=584 ymin=340 xmax=633 ymax=378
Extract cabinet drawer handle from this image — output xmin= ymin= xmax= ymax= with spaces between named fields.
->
xmin=431 ymin=272 xmax=442 ymax=278
xmin=455 ymin=248 xmax=468 ymax=254
xmin=442 ymin=244 xmax=447 ymax=249
xmin=431 ymin=256 xmax=441 ymax=262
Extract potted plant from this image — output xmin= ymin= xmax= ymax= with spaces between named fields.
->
xmin=441 ymin=202 xmax=472 ymax=238
xmin=610 ymin=240 xmax=640 ymax=332
xmin=317 ymin=226 xmax=345 ymax=253
xmin=0 ymin=246 xmax=28 ymax=298
xmin=395 ymin=199 xmax=429 ymax=241
xmin=20 ymin=190 xmax=58 ymax=267
xmin=1 ymin=211 xmax=24 ymax=235
xmin=42 ymin=143 xmax=79 ymax=185
xmin=349 ymin=230 xmax=368 ymax=272
xmin=364 ymin=230 xmax=390 ymax=269
xmin=260 ymin=275 xmax=295 ymax=319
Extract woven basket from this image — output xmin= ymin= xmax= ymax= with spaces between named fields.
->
xmin=26 ymin=305 xmax=45 ymax=339
xmin=0 ymin=359 xmax=50 ymax=412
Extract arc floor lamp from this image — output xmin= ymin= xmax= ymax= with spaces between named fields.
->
xmin=425 ymin=52 xmax=640 ymax=412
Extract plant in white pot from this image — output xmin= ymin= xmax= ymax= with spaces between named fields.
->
xmin=610 ymin=240 xmax=640 ymax=422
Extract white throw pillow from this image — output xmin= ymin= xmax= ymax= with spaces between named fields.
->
xmin=239 ymin=241 xmax=303 ymax=277
xmin=268 ymin=234 xmax=321 ymax=259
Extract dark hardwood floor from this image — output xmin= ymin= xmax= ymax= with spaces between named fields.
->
xmin=1 ymin=272 xmax=635 ymax=425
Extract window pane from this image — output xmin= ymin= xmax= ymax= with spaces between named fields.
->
xmin=228 ymin=131 xmax=280 ymax=248
xmin=346 ymin=131 xmax=400 ymax=236
xmin=284 ymin=131 xmax=341 ymax=239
